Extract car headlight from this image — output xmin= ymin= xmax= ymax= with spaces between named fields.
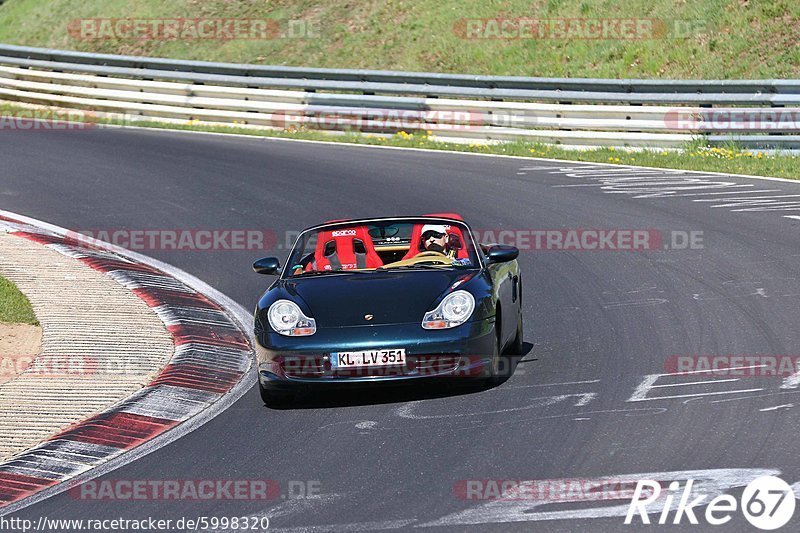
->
xmin=422 ymin=290 xmax=475 ymax=329
xmin=267 ymin=299 xmax=316 ymax=336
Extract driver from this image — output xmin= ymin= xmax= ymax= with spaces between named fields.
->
xmin=419 ymin=224 xmax=455 ymax=257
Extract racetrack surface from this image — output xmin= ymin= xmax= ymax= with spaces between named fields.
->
xmin=3 ymin=128 xmax=800 ymax=531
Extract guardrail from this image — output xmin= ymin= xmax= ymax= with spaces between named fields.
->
xmin=0 ymin=43 xmax=798 ymax=150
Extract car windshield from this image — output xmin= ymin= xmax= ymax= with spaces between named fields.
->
xmin=283 ymin=218 xmax=480 ymax=277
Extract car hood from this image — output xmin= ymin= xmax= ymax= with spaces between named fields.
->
xmin=282 ymin=270 xmax=472 ymax=327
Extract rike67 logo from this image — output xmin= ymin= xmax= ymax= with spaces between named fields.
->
xmin=626 ymin=476 xmax=795 ymax=530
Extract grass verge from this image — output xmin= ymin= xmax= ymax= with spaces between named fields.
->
xmin=0 ymin=275 xmax=38 ymax=325
xmin=0 ymin=0 xmax=798 ymax=79
xmin=1 ymin=102 xmax=798 ymax=180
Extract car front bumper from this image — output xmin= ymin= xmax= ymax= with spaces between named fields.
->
xmin=256 ymin=317 xmax=496 ymax=389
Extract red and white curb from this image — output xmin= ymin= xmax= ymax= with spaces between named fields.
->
xmin=0 ymin=210 xmax=255 ymax=515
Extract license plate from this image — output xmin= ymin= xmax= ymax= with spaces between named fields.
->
xmin=331 ymin=349 xmax=406 ymax=368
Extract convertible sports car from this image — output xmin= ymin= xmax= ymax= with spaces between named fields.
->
xmin=252 ymin=214 xmax=523 ymax=403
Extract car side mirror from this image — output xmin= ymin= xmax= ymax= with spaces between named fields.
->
xmin=486 ymin=245 xmax=519 ymax=263
xmin=253 ymin=257 xmax=281 ymax=275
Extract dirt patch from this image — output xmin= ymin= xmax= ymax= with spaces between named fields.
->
xmin=0 ymin=323 xmax=42 ymax=385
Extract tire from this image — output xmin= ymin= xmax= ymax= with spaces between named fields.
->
xmin=508 ymin=313 xmax=524 ymax=355
xmin=486 ymin=321 xmax=504 ymax=386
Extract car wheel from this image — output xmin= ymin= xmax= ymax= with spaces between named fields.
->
xmin=486 ymin=323 xmax=504 ymax=386
xmin=508 ymin=313 xmax=524 ymax=355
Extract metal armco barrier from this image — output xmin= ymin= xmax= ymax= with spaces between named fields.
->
xmin=0 ymin=43 xmax=798 ymax=150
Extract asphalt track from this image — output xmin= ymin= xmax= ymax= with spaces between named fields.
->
xmin=3 ymin=127 xmax=800 ymax=531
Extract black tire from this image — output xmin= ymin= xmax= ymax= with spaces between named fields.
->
xmin=508 ymin=313 xmax=524 ymax=355
xmin=486 ymin=320 xmax=504 ymax=386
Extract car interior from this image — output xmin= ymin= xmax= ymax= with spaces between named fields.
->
xmin=295 ymin=215 xmax=474 ymax=273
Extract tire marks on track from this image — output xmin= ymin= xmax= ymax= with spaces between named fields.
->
xmin=520 ymin=163 xmax=800 ymax=219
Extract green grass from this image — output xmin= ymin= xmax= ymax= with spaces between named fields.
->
xmin=0 ymin=275 xmax=38 ymax=325
xmin=2 ymin=102 xmax=796 ymax=179
xmin=0 ymin=0 xmax=798 ymax=78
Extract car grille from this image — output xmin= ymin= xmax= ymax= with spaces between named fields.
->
xmin=409 ymin=355 xmax=462 ymax=376
xmin=281 ymin=356 xmax=325 ymax=378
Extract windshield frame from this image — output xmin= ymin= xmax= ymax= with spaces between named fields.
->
xmin=280 ymin=216 xmax=484 ymax=279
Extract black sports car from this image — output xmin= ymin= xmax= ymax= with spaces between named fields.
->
xmin=252 ymin=214 xmax=523 ymax=403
